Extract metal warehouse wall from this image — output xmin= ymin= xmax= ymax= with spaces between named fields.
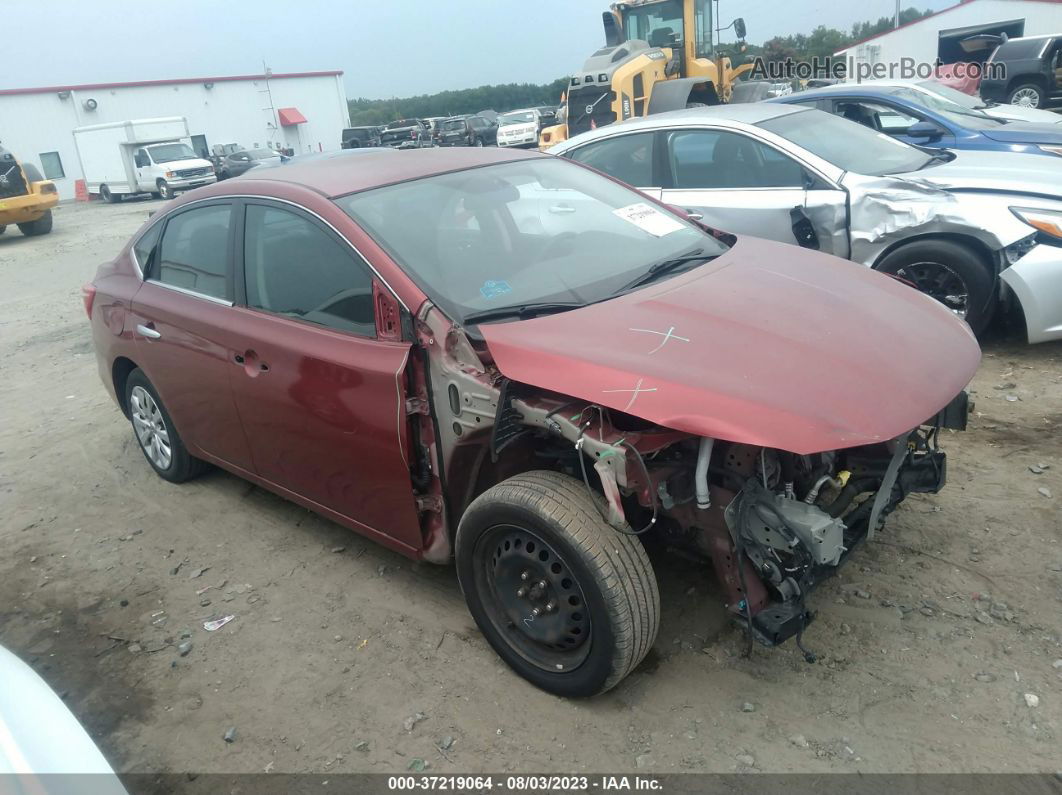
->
xmin=0 ymin=73 xmax=350 ymax=200
xmin=835 ymin=0 xmax=1062 ymax=73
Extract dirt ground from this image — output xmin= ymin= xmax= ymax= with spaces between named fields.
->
xmin=1 ymin=200 xmax=1060 ymax=777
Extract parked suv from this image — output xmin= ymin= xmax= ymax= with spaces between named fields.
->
xmin=435 ymin=115 xmax=497 ymax=147
xmin=981 ymin=34 xmax=1062 ymax=108
xmin=379 ymin=119 xmax=433 ymax=149
xmin=497 ymin=107 xmax=557 ymax=148
xmin=341 ymin=126 xmax=382 ymax=149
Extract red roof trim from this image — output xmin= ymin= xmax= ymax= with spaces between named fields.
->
xmin=832 ymin=0 xmax=1062 ymax=55
xmin=0 ymin=71 xmax=343 ymax=97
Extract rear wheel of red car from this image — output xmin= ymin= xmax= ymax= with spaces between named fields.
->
xmin=455 ymin=470 xmax=659 ymax=697
xmin=874 ymin=239 xmax=994 ymax=336
xmin=124 ymin=369 xmax=204 ymax=483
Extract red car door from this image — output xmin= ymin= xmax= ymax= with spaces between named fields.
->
xmin=225 ymin=199 xmax=423 ymax=555
xmin=129 ymin=200 xmax=255 ymax=472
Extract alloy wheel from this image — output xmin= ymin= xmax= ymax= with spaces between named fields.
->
xmin=893 ymin=261 xmax=969 ymax=318
xmin=473 ymin=524 xmax=591 ymax=673
xmin=1011 ymin=88 xmax=1041 ymax=108
xmin=130 ymin=386 xmax=172 ymax=470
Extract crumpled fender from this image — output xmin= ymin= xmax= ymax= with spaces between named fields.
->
xmin=845 ymin=175 xmax=1035 ymax=266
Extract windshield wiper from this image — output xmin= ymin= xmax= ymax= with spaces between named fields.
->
xmin=463 ymin=301 xmax=584 ymax=325
xmin=616 ymin=249 xmax=716 ymax=293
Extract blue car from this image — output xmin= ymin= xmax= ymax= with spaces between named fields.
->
xmin=770 ymin=83 xmax=1062 ymax=158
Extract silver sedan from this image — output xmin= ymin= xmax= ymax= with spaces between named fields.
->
xmin=548 ymin=103 xmax=1062 ymax=343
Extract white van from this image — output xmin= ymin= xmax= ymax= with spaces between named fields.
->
xmin=74 ymin=117 xmax=216 ymax=201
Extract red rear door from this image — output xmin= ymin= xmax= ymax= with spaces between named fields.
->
xmin=226 ymin=199 xmax=423 ymax=555
xmin=129 ymin=200 xmax=255 ymax=471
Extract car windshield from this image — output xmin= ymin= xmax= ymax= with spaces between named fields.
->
xmin=758 ymin=109 xmax=933 ymax=176
xmin=914 ymin=80 xmax=982 ymax=109
xmin=500 ymin=111 xmax=536 ymax=125
xmin=886 ymin=86 xmax=1002 ymax=128
xmin=442 ymin=119 xmax=468 ymax=131
xmin=624 ymin=0 xmax=683 ymax=44
xmin=337 ymin=158 xmax=726 ymax=324
xmin=148 ymin=143 xmax=197 ymax=163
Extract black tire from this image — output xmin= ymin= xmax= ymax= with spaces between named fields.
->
xmin=124 ymin=368 xmax=204 ymax=483
xmin=1007 ymin=82 xmax=1045 ymax=109
xmin=0 ymin=225 xmax=6 ymax=235
xmin=17 ymin=210 xmax=53 ymax=237
xmin=157 ymin=180 xmax=174 ymax=199
xmin=874 ymin=239 xmax=995 ymax=335
xmin=100 ymin=184 xmax=121 ymax=204
xmin=474 ymin=137 xmax=484 ymax=147
xmin=455 ymin=470 xmax=659 ymax=697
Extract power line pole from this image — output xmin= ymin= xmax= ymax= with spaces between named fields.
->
xmin=894 ymin=0 xmax=900 ymax=29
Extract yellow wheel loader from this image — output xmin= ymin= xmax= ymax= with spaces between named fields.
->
xmin=0 ymin=146 xmax=58 ymax=237
xmin=540 ymin=0 xmax=753 ymax=148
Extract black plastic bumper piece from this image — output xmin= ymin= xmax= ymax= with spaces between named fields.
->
xmin=749 ymin=600 xmax=814 ymax=647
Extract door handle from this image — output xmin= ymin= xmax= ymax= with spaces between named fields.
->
xmin=135 ymin=323 xmax=161 ymax=340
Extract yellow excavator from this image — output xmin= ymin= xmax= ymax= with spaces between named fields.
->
xmin=540 ymin=0 xmax=753 ymax=147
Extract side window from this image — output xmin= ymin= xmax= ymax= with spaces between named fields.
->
xmin=243 ymin=204 xmax=376 ymax=337
xmin=154 ymin=204 xmax=231 ymax=299
xmin=135 ymin=149 xmax=149 ymax=168
xmin=666 ymin=130 xmax=805 ymax=189
xmin=567 ymin=132 xmax=655 ymax=187
xmin=133 ymin=222 xmax=164 ymax=272
xmin=833 ymin=100 xmax=921 ymax=134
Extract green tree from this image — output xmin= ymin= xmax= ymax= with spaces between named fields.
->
xmin=348 ymin=79 xmax=569 ymax=126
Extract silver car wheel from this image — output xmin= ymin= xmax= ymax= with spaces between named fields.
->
xmin=130 ymin=386 xmax=172 ymax=470
xmin=1011 ymin=88 xmax=1041 ymax=108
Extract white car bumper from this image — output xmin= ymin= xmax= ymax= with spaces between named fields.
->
xmin=497 ymin=125 xmax=539 ymax=148
xmin=1001 ymin=243 xmax=1062 ymax=344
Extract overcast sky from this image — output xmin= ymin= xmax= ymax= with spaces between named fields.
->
xmin=3 ymin=0 xmax=958 ymax=97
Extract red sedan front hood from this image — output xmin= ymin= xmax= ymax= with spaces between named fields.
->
xmin=481 ymin=237 xmax=981 ymax=454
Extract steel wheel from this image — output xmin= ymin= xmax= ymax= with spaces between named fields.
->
xmin=130 ymin=385 xmax=172 ymax=470
xmin=157 ymin=181 xmax=173 ymax=199
xmin=891 ymin=260 xmax=969 ymax=318
xmin=472 ymin=524 xmax=592 ymax=673
xmin=1010 ymin=87 xmax=1042 ymax=108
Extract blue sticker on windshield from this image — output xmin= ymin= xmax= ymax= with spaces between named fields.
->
xmin=480 ymin=280 xmax=512 ymax=300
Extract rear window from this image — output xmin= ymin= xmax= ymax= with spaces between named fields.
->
xmin=992 ymin=38 xmax=1049 ymax=60
xmin=442 ymin=119 xmax=467 ymax=131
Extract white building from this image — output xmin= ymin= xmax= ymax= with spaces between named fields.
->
xmin=834 ymin=0 xmax=1062 ymax=77
xmin=0 ymin=71 xmax=350 ymax=200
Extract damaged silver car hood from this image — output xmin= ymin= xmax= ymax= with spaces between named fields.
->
xmin=901 ymin=149 xmax=1062 ymax=200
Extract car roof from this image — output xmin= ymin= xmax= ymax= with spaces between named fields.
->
xmin=783 ymin=84 xmax=904 ymax=100
xmin=237 ymin=146 xmax=545 ymax=198
xmin=648 ymin=102 xmax=808 ymax=124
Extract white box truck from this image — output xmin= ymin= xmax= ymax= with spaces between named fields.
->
xmin=73 ymin=117 xmax=217 ymax=202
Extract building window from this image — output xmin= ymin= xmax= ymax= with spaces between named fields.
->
xmin=40 ymin=152 xmax=65 ymax=180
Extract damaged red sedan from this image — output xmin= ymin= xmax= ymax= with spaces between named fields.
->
xmin=86 ymin=148 xmax=979 ymax=696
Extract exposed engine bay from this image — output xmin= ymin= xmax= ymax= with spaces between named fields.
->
xmin=404 ymin=301 xmax=969 ymax=653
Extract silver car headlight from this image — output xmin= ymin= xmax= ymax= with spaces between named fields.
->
xmin=1010 ymin=206 xmax=1062 ymax=242
xmin=1037 ymin=144 xmax=1062 ymax=157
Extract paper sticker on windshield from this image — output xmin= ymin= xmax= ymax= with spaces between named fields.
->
xmin=612 ymin=203 xmax=685 ymax=237
xmin=480 ymin=280 xmax=512 ymax=300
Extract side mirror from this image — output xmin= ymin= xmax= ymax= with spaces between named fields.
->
xmin=734 ymin=18 xmax=747 ymax=40
xmin=907 ymin=120 xmax=943 ymax=141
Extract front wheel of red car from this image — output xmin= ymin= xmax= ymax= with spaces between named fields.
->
xmin=124 ymin=369 xmax=204 ymax=483
xmin=455 ymin=471 xmax=659 ymax=697
xmin=874 ymin=239 xmax=994 ymax=336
